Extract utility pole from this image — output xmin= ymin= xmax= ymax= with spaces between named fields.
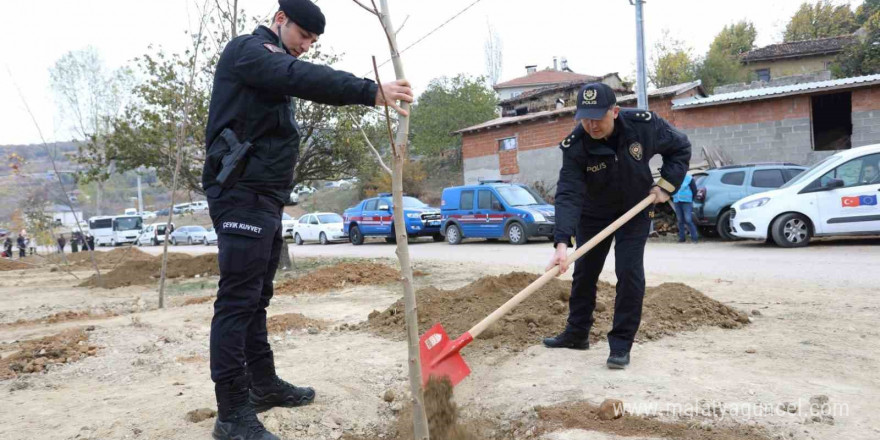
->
xmin=136 ymin=174 xmax=144 ymax=213
xmin=631 ymin=0 xmax=649 ymax=110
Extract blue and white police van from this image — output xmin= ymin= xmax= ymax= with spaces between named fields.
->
xmin=439 ymin=181 xmax=555 ymax=245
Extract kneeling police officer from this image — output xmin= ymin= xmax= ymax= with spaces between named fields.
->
xmin=203 ymin=1 xmax=413 ymax=439
xmin=544 ymin=83 xmax=691 ymax=369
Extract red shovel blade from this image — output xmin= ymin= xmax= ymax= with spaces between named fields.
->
xmin=419 ymin=323 xmax=473 ymax=386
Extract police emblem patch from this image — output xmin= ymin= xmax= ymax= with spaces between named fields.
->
xmin=629 ymin=142 xmax=643 ymax=161
xmin=263 ymin=43 xmax=285 ymax=54
xmin=583 ymin=89 xmax=597 ymax=102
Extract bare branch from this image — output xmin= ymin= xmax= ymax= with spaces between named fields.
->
xmin=351 ymin=0 xmax=378 ymax=15
xmin=348 ymin=113 xmax=391 ymax=174
xmin=395 ymin=15 xmax=410 ymax=36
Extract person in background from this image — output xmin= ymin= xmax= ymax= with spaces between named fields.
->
xmin=16 ymin=234 xmax=26 ymax=259
xmin=28 ymin=236 xmax=37 ymax=255
xmin=3 ymin=236 xmax=12 ymax=258
xmin=71 ymin=232 xmax=80 ymax=253
xmin=672 ymin=173 xmax=699 ymax=243
xmin=57 ymin=234 xmax=66 ymax=254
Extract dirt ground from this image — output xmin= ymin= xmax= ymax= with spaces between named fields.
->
xmin=0 ymin=248 xmax=878 ymax=440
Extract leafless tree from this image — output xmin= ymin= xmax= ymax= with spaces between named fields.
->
xmin=484 ymin=22 xmax=503 ymax=86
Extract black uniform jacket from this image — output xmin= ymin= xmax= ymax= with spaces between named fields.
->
xmin=553 ymin=109 xmax=691 ymax=246
xmin=203 ymin=25 xmax=379 ymax=203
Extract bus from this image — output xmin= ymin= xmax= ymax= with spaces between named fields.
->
xmin=88 ymin=215 xmax=144 ymax=246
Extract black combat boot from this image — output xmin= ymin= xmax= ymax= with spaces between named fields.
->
xmin=606 ymin=351 xmax=631 ymax=369
xmin=248 ymin=355 xmax=316 ymax=413
xmin=542 ymin=325 xmax=590 ymax=350
xmin=213 ymin=374 xmax=279 ymax=440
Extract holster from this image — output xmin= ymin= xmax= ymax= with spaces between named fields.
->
xmin=214 ymin=128 xmax=253 ymax=189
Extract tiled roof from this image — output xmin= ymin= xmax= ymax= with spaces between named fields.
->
xmin=741 ymin=35 xmax=855 ymax=62
xmin=494 ymin=69 xmax=598 ymax=89
xmin=454 ymin=106 xmax=575 ymax=135
xmin=672 ymin=74 xmax=880 ymax=109
xmin=617 ymin=80 xmax=705 ymax=104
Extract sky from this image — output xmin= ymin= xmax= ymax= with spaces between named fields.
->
xmin=0 ymin=0 xmax=865 ymax=145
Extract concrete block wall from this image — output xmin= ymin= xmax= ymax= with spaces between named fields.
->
xmin=851 ymin=88 xmax=880 ymax=148
xmin=679 ymin=118 xmax=814 ymax=165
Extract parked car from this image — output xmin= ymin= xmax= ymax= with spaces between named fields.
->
xmin=439 ymin=181 xmax=555 ymax=245
xmin=693 ymin=163 xmax=807 ymax=240
xmin=155 ymin=208 xmax=170 ymax=217
xmin=189 ymin=201 xmax=208 ymax=212
xmin=287 ymin=191 xmax=300 ymax=206
xmin=140 ymin=211 xmax=157 ymax=219
xmin=282 ymin=212 xmax=298 ymax=239
xmin=294 ymin=184 xmax=317 ymax=195
xmin=343 ymin=194 xmax=441 ymax=245
xmin=294 ymin=212 xmax=347 ymax=245
xmin=169 ymin=225 xmax=210 ymax=245
xmin=205 ymin=227 xmax=218 ymax=245
xmin=136 ymin=222 xmax=175 ymax=246
xmin=731 ymin=145 xmax=880 ymax=247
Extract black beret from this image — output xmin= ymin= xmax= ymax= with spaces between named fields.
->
xmin=279 ymin=0 xmax=325 ymax=35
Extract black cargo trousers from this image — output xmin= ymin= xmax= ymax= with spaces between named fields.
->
xmin=567 ymin=205 xmax=651 ymax=354
xmin=208 ymin=187 xmax=284 ymax=384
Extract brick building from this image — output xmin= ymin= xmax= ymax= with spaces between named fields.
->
xmin=455 ymin=81 xmax=705 ymax=186
xmin=672 ymin=73 xmax=880 ymax=165
xmin=740 ymin=35 xmax=854 ymax=82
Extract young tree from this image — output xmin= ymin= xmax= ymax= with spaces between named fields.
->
xmin=784 ymin=1 xmax=857 ymax=42
xmin=49 ymin=47 xmax=133 ymax=215
xmin=857 ymin=0 xmax=880 ymax=25
xmin=484 ymin=23 xmax=503 ymax=86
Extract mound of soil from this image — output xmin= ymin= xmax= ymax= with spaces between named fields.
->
xmin=1 ymin=310 xmax=117 ymax=328
xmin=537 ymin=400 xmax=771 ymax=440
xmin=79 ymin=254 xmax=219 ymax=289
xmin=0 ymin=329 xmax=99 ymax=380
xmin=366 ymin=272 xmax=748 ymax=350
xmin=266 ymin=313 xmax=328 ymax=333
xmin=0 ymin=258 xmax=30 ymax=271
xmin=46 ymin=247 xmax=156 ymax=270
xmin=276 ymin=262 xmax=419 ymax=295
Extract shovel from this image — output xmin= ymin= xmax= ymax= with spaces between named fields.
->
xmin=419 ymin=194 xmax=657 ymax=386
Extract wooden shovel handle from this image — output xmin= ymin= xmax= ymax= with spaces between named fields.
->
xmin=467 ymin=194 xmax=657 ymax=339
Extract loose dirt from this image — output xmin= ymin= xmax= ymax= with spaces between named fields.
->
xmin=276 ymin=262 xmax=424 ymax=295
xmin=536 ymin=400 xmax=771 ymax=440
xmin=366 ymin=272 xmax=749 ymax=350
xmin=0 ymin=310 xmax=117 ymax=328
xmin=78 ymin=254 xmax=219 ymax=288
xmin=266 ymin=313 xmax=328 ymax=333
xmin=181 ymin=296 xmax=214 ymax=306
xmin=44 ymin=247 xmax=156 ymax=270
xmin=0 ymin=259 xmax=30 ymax=271
xmin=0 ymin=328 xmax=99 ymax=380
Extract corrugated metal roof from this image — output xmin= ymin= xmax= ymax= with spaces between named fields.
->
xmin=672 ymin=74 xmax=880 ymax=109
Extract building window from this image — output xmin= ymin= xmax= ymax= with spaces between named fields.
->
xmin=811 ymin=92 xmax=852 ymax=151
xmin=498 ymin=136 xmax=518 ymax=151
xmin=755 ymin=69 xmax=770 ymax=82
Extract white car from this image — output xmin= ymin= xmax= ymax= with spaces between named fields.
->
xmin=282 ymin=212 xmax=298 ymax=239
xmin=205 ymin=227 xmax=218 ymax=245
xmin=189 ymin=201 xmax=209 ymax=212
xmin=136 ymin=222 xmax=174 ymax=246
xmin=294 ymin=184 xmax=317 ymax=195
xmin=170 ymin=225 xmax=210 ymax=245
xmin=287 ymin=191 xmax=300 ymax=205
xmin=731 ymin=144 xmax=880 ymax=247
xmin=293 ymin=212 xmax=347 ymax=245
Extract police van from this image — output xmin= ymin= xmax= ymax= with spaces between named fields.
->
xmin=439 ymin=181 xmax=555 ymax=245
xmin=731 ymin=144 xmax=880 ymax=247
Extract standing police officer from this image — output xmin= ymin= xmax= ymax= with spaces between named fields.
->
xmin=543 ymin=83 xmax=690 ymax=370
xmin=203 ymin=1 xmax=413 ymax=439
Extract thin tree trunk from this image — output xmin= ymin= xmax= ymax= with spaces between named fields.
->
xmin=377 ymin=1 xmax=429 ymax=438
